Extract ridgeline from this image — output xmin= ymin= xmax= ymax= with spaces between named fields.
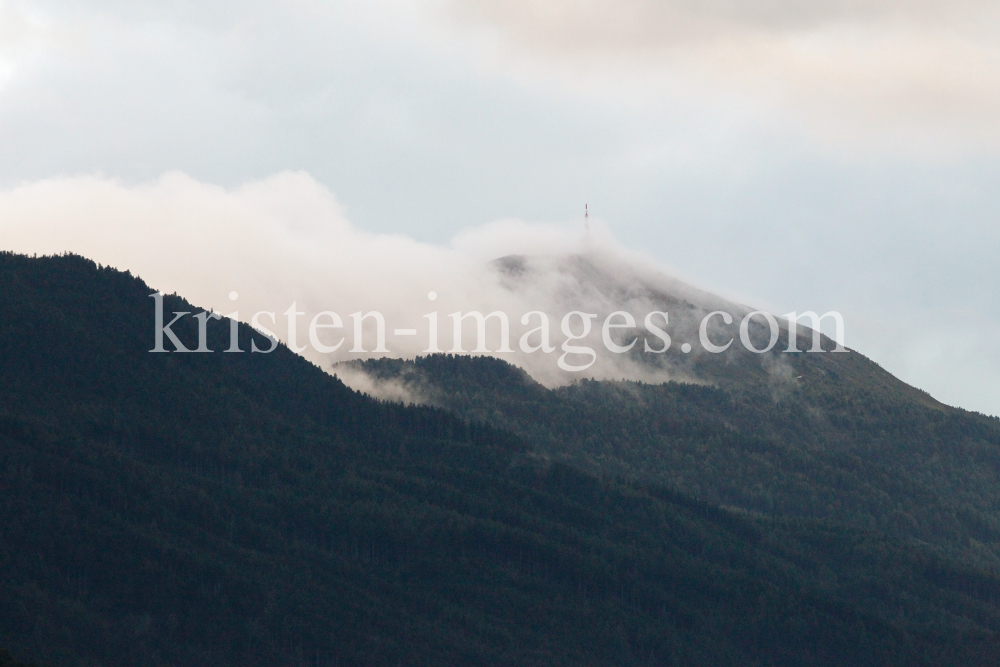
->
xmin=2 ymin=252 xmax=999 ymax=666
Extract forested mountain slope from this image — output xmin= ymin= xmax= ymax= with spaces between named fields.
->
xmin=2 ymin=252 xmax=1000 ymax=666
xmin=347 ymin=346 xmax=1000 ymax=569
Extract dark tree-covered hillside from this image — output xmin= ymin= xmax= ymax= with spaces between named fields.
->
xmin=2 ymin=252 xmax=1000 ymax=666
xmin=350 ymin=351 xmax=1000 ymax=569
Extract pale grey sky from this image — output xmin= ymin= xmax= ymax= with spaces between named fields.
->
xmin=1 ymin=0 xmax=998 ymax=414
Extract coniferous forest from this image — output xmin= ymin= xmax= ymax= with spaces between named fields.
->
xmin=3 ymin=252 xmax=1000 ymax=665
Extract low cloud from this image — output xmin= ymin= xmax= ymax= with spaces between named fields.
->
xmin=0 ymin=170 xmax=761 ymax=388
xmin=333 ymin=362 xmax=425 ymax=405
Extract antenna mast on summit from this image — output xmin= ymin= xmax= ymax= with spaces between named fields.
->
xmin=584 ymin=203 xmax=591 ymax=250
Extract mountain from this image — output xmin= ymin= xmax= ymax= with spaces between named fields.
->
xmin=343 ymin=248 xmax=1000 ymax=571
xmin=346 ymin=349 xmax=1000 ymax=570
xmin=2 ymin=251 xmax=1000 ymax=666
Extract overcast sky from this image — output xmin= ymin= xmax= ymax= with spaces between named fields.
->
xmin=2 ymin=0 xmax=999 ymax=415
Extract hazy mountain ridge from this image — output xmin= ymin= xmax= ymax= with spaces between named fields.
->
xmin=3 ymin=251 xmax=1000 ymax=666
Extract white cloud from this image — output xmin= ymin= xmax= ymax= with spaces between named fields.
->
xmin=1 ymin=170 xmax=998 ymax=414
xmin=0 ymin=170 xmax=753 ymax=387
